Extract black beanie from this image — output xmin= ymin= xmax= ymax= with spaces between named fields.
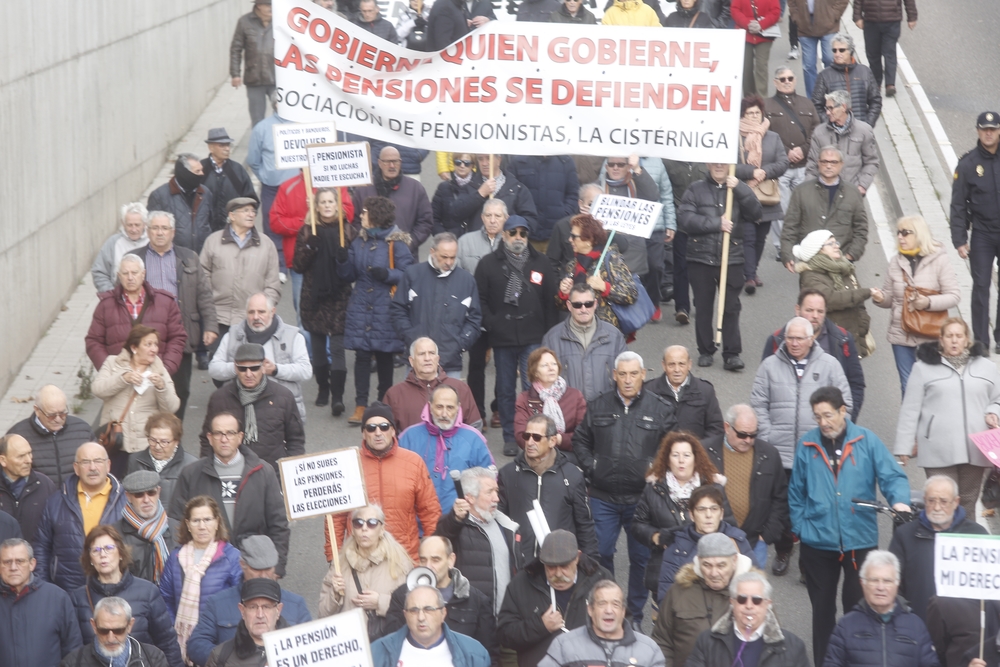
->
xmin=361 ymin=402 xmax=395 ymax=429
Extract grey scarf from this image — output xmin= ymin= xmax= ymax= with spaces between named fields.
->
xmin=503 ymin=245 xmax=529 ymax=306
xmin=832 ymin=112 xmax=854 ymax=136
xmin=491 ymin=172 xmax=506 ymax=196
xmin=237 ymin=375 xmax=269 ymax=443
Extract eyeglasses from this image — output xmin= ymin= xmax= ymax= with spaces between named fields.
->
xmin=188 ymin=517 xmax=218 ymax=525
xmin=129 ymin=489 xmax=159 ymax=499
xmin=364 ymin=422 xmax=392 ymax=433
xmin=735 ymin=595 xmax=765 ymax=606
xmin=210 ymin=430 xmax=241 ymax=440
xmin=606 ymin=161 xmax=628 ymax=168
xmin=568 ymin=233 xmax=582 ymax=240
xmin=776 ymin=76 xmax=795 ymax=82
xmin=925 ymin=497 xmax=955 ymax=507
xmin=352 ymin=518 xmax=383 ymax=529
xmin=236 ymin=364 xmax=262 ymax=373
xmin=37 ymin=408 xmax=68 ymax=420
xmin=77 ymin=458 xmax=108 ymax=467
xmin=785 ymin=335 xmax=810 ymax=343
xmin=569 ymin=300 xmax=596 ymax=309
xmin=832 ymin=47 xmax=849 ymax=53
xmin=244 ymin=603 xmax=279 ymax=613
xmin=147 ymin=437 xmax=175 ymax=448
xmin=94 ymin=626 xmax=130 ymax=637
xmin=90 ymin=544 xmax=118 ymax=556
xmin=823 ymin=106 xmax=837 ymax=112
xmin=404 ymin=605 xmax=444 ymax=615
xmin=823 ymin=240 xmax=841 ymax=248
xmin=692 ymin=505 xmax=721 ymax=514
xmin=453 ymin=159 xmax=473 ymax=167
xmin=0 ymin=558 xmax=30 ymax=568
xmin=731 ymin=428 xmax=758 ymax=439
xmin=520 ymin=432 xmax=549 ymax=442
xmin=818 ymin=159 xmax=842 ymax=165
xmin=505 ymin=228 xmax=529 ymax=238
xmin=896 ymin=229 xmax=915 ymax=237
xmin=379 ymin=159 xmax=402 ymax=165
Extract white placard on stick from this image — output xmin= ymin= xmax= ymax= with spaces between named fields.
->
xmin=589 ymin=194 xmax=662 ymax=240
xmin=934 ymin=533 xmax=1000 ymax=600
xmin=278 ymin=448 xmax=368 ymax=521
xmin=306 ymin=142 xmax=373 ymax=189
xmin=264 ymin=608 xmax=373 ymax=667
xmin=273 ymin=122 xmax=339 ymax=170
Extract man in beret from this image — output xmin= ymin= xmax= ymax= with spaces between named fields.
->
xmin=205 ymin=578 xmax=287 ymax=667
xmin=200 ymin=198 xmax=282 ymax=351
xmin=113 ymin=470 xmax=174 ymax=585
xmin=201 ymin=128 xmax=257 ymax=233
xmin=187 ymin=535 xmax=310 ymax=667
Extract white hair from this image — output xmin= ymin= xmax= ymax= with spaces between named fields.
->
xmin=615 ymin=351 xmax=644 ymax=369
xmin=786 ymin=316 xmax=814 ymax=338
xmin=860 ymin=550 xmax=900 ymax=582
xmin=245 ymin=292 xmax=276 ymax=311
xmin=118 ymin=254 xmax=145 ymax=273
xmin=724 ymin=403 xmax=755 ymax=426
xmin=461 ymin=467 xmax=496 ymax=498
xmin=409 ymin=337 xmax=438 ymax=358
xmin=147 ymin=210 xmax=176 ymax=229
xmin=924 ymin=475 xmax=959 ymax=497
xmin=119 ymin=202 xmax=149 ymax=226
xmin=729 ymin=571 xmax=773 ymax=600
xmin=94 ymin=596 xmax=133 ymax=623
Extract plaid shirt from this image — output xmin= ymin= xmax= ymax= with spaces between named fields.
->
xmin=122 ymin=289 xmax=146 ymax=319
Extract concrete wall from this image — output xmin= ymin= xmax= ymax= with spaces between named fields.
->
xmin=0 ymin=0 xmax=247 ymax=395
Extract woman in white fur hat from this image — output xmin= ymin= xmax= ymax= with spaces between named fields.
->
xmin=794 ymin=229 xmax=878 ymax=356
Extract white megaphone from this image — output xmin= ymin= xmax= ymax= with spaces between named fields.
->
xmin=406 ymin=566 xmax=437 ymax=590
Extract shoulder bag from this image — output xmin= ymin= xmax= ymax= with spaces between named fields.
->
xmin=351 ymin=567 xmax=389 ymax=642
xmin=609 ymin=272 xmax=656 ymax=335
xmin=741 ymin=139 xmax=781 ymax=206
xmin=900 ymin=272 xmax=949 ymax=338
xmin=97 ymin=390 xmax=138 ymax=454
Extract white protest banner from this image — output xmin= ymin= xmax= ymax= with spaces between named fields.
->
xmin=590 ymin=194 xmax=662 ymax=240
xmin=265 ymin=608 xmax=372 ymax=667
xmin=307 ymin=142 xmax=373 ymax=188
xmin=934 ymin=533 xmax=1000 ymax=600
xmin=278 ymin=448 xmax=368 ymax=521
xmin=273 ymin=0 xmax=743 ymax=161
xmin=274 ymin=121 xmax=339 ymax=170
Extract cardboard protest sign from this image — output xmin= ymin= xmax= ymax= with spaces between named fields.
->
xmin=971 ymin=429 xmax=1000 ymax=465
xmin=934 ymin=533 xmax=1000 ymax=600
xmin=265 ymin=608 xmax=373 ymax=667
xmin=278 ymin=448 xmax=368 ymax=521
xmin=589 ymin=194 xmax=663 ymax=240
xmin=306 ymin=142 xmax=373 ymax=188
xmin=274 ymin=122 xmax=339 ymax=169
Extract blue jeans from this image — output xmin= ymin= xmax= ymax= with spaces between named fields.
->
xmin=753 ymin=539 xmax=769 ymax=569
xmin=590 ymin=497 xmax=650 ymax=623
xmin=892 ymin=344 xmax=917 ymax=397
xmin=494 ymin=344 xmax=538 ymax=444
xmin=800 ymin=34 xmax=834 ymax=98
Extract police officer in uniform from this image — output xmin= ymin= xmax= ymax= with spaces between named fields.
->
xmin=952 ymin=111 xmax=1000 ymax=350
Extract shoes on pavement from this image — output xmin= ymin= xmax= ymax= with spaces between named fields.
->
xmin=279 ymin=272 xmax=288 ymax=284
xmin=885 ymin=84 xmax=897 ymax=97
xmin=347 ymin=405 xmax=366 ymax=425
xmin=772 ymin=552 xmax=791 ymax=576
xmin=744 ymin=279 xmax=756 ymax=295
xmin=698 ymin=354 xmax=713 ymax=367
xmin=754 ymin=277 xmax=763 ymax=287
xmin=724 ymin=356 xmax=745 ymax=371
xmin=196 ymin=351 xmax=209 ymax=371
xmin=491 ymin=411 xmax=501 ymax=428
xmin=651 ymin=307 xmax=662 ymax=323
xmin=503 ymin=442 xmax=519 ymax=457
xmin=788 ymin=45 xmax=799 ymax=60
xmin=660 ymin=287 xmax=674 ymax=304
xmin=331 ymin=399 xmax=345 ymax=417
xmin=315 ymin=387 xmax=330 ymax=407
xmin=675 ymin=310 xmax=690 ymax=325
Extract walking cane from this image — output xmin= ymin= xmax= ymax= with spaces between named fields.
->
xmin=714 ymin=164 xmax=737 ymax=346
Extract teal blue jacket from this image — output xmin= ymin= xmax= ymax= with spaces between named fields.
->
xmin=789 ymin=420 xmax=910 ymax=552
xmin=372 ymin=625 xmax=491 ymax=667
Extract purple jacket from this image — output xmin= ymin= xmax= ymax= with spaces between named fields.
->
xmin=158 ymin=541 xmax=243 ymax=619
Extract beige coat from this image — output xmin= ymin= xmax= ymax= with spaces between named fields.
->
xmin=199 ymin=226 xmax=282 ymax=327
xmin=873 ymin=245 xmax=960 ymax=346
xmin=318 ymin=536 xmax=412 ymax=622
xmin=92 ymin=350 xmax=180 ymax=453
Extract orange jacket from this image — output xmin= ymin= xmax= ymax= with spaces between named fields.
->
xmin=324 ymin=438 xmax=441 ymax=563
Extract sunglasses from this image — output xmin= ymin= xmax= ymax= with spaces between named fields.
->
xmin=569 ymin=300 xmax=596 ymax=309
xmin=352 ymin=518 xmax=383 ymax=529
xmin=129 ymin=489 xmax=159 ymax=499
xmin=506 ymin=228 xmax=529 ymax=238
xmin=732 ymin=429 xmax=758 ymax=439
xmin=453 ymin=159 xmax=473 ymax=167
xmin=896 ymin=229 xmax=915 ymax=237
xmin=735 ymin=595 xmax=765 ymax=606
xmin=776 ymin=76 xmax=795 ymax=82
xmin=520 ymin=432 xmax=549 ymax=442
xmin=832 ymin=47 xmax=849 ymax=53
xmin=365 ymin=422 xmax=392 ymax=433
xmin=95 ymin=626 xmax=129 ymax=637
xmin=236 ymin=364 xmax=262 ymax=373
xmin=606 ymin=161 xmax=628 ymax=168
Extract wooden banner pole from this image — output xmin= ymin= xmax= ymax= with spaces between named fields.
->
xmin=714 ymin=164 xmax=736 ymax=346
xmin=489 ymin=155 xmax=495 ymax=199
xmin=337 ymin=189 xmax=345 ymax=248
xmin=981 ymin=598 xmax=986 ymax=660
xmin=304 ymin=165 xmax=318 ymax=236
xmin=326 ymin=514 xmax=341 ymax=576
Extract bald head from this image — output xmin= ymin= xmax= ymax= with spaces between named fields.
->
xmin=662 ymin=345 xmax=692 ymax=388
xmin=0 ymin=434 xmax=33 ymax=480
xmin=74 ymin=443 xmax=111 ymax=493
xmin=34 ymin=385 xmax=69 ymax=432
xmin=378 ymin=146 xmax=402 ymax=179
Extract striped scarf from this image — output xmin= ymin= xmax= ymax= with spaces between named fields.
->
xmin=121 ymin=501 xmax=170 ymax=584
xmin=237 ymin=375 xmax=268 ymax=443
xmin=175 ymin=541 xmax=219 ymax=665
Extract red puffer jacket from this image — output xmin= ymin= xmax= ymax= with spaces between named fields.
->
xmin=85 ymin=282 xmax=187 ymax=374
xmin=269 ymin=173 xmax=354 ymax=269
xmin=731 ymin=0 xmax=781 ymax=44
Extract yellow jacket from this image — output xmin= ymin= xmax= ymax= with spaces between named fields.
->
xmin=601 ymin=0 xmax=660 ymax=25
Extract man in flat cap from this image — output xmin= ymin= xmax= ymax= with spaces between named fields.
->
xmin=952 ymin=111 xmax=1000 ymax=349
xmin=497 ymin=530 xmax=612 ymax=667
xmin=202 ymin=128 xmax=258 ymax=234
xmin=200 ymin=343 xmax=304 ymax=472
xmin=206 ymin=578 xmax=287 ymax=667
xmin=187 ymin=535 xmax=311 ymax=667
xmin=113 ymin=470 xmax=174 ymax=585
xmin=200 ymin=198 xmax=282 ymax=352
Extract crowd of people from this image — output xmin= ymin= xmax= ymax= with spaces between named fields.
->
xmin=10 ymin=0 xmax=1000 ymax=665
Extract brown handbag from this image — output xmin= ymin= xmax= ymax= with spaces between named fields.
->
xmin=97 ymin=390 xmax=137 ymax=454
xmin=900 ymin=272 xmax=949 ymax=338
xmin=751 ymin=179 xmax=781 ymax=205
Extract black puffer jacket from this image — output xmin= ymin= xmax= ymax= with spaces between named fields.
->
xmin=126 ymin=445 xmax=198 ymax=523
xmin=169 ymin=446 xmax=291 ymax=577
xmin=60 ymin=637 xmax=168 ymax=667
xmin=70 ymin=572 xmax=182 ymax=666
xmin=687 ymin=609 xmax=810 ymax=667
xmin=384 ymin=569 xmax=498 ymax=661
xmin=678 ymin=176 xmax=762 ymax=267
xmin=573 ymin=390 xmax=677 ymax=505
xmin=663 ymin=3 xmax=716 ymax=26
xmin=0 ymin=469 xmax=56 ymax=543
xmin=812 ymin=61 xmax=883 ymax=127
xmin=644 ymin=373 xmax=724 ymax=439
xmin=6 ymin=415 xmax=94 ymax=487
xmin=496 ymin=553 xmax=611 ymax=667
xmin=434 ymin=508 xmax=518 ymax=611
xmin=432 ymin=173 xmax=481 ymax=235
xmin=825 ymin=597 xmax=940 ymax=667
xmin=703 ymin=435 xmax=789 ymax=547
xmin=497 ymin=450 xmax=599 ymax=566
xmin=475 ymin=244 xmax=558 ymax=348
xmin=111 ymin=517 xmax=175 ymax=585
xmin=200 ymin=159 xmax=258 ymax=233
